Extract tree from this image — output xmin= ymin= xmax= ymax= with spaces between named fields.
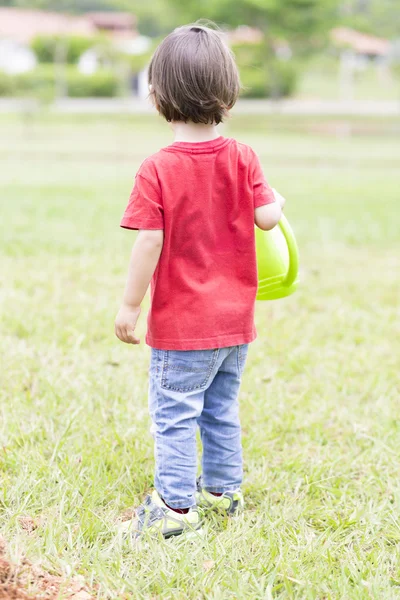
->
xmin=339 ymin=0 xmax=400 ymax=39
xmin=166 ymin=0 xmax=340 ymax=97
xmin=165 ymin=0 xmax=338 ymax=50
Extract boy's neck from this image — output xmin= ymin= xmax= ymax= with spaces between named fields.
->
xmin=171 ymin=121 xmax=220 ymax=143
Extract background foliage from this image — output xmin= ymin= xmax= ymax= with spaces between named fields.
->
xmin=1 ymin=0 xmax=399 ymax=38
xmin=31 ymin=34 xmax=105 ymax=64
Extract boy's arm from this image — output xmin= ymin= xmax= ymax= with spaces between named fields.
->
xmin=254 ymin=188 xmax=286 ymax=231
xmin=251 ymin=148 xmax=286 ymax=231
xmin=115 ymin=229 xmax=164 ymax=344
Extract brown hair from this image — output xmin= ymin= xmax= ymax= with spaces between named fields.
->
xmin=148 ymin=23 xmax=240 ymax=125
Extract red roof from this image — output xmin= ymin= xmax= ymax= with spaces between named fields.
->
xmin=0 ymin=8 xmax=136 ymax=44
xmin=226 ymin=26 xmax=263 ymax=45
xmin=331 ymin=27 xmax=389 ymax=57
xmin=85 ymin=12 xmax=136 ymax=31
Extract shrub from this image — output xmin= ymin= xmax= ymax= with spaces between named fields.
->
xmin=14 ymin=65 xmax=119 ymax=99
xmin=66 ymin=70 xmax=119 ymax=97
xmin=232 ymin=41 xmax=298 ymax=98
xmin=126 ymin=52 xmax=152 ymax=74
xmin=239 ymin=67 xmax=268 ymax=99
xmin=0 ymin=72 xmax=15 ymax=96
xmin=239 ymin=61 xmax=297 ymax=98
xmin=31 ymin=35 xmax=102 ymax=64
xmin=15 ymin=64 xmax=55 ymax=101
xmin=232 ymin=42 xmax=265 ymax=69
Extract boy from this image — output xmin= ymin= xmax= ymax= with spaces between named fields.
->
xmin=115 ymin=24 xmax=285 ymax=539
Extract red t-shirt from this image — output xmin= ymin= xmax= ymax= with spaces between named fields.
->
xmin=121 ymin=136 xmax=275 ymax=350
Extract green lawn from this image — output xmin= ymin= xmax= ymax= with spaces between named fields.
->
xmin=1 ymin=112 xmax=400 ymax=599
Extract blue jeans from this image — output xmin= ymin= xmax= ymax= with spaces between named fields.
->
xmin=148 ymin=345 xmax=249 ymax=509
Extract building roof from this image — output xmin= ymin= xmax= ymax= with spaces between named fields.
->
xmin=0 ymin=8 xmax=136 ymax=44
xmin=0 ymin=8 xmax=96 ymax=43
xmin=331 ymin=27 xmax=390 ymax=57
xmin=85 ymin=12 xmax=136 ymax=30
xmin=226 ymin=26 xmax=264 ymax=45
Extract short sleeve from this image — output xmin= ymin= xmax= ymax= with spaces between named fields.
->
xmin=120 ymin=161 xmax=164 ymax=230
xmin=251 ymin=151 xmax=276 ymax=208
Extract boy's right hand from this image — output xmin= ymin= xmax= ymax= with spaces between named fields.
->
xmin=115 ymin=305 xmax=141 ymax=344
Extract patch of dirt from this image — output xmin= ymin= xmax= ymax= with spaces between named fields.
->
xmin=17 ymin=518 xmax=38 ymax=535
xmin=120 ymin=508 xmax=135 ymax=522
xmin=0 ymin=586 xmax=32 ymax=600
xmin=0 ymin=534 xmax=93 ymax=600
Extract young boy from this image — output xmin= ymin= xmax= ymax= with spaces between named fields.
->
xmin=115 ymin=24 xmax=285 ymax=539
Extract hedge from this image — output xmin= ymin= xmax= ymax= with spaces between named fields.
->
xmin=0 ymin=65 xmax=119 ymax=99
xmin=1 ymin=39 xmax=298 ymax=100
xmin=239 ymin=62 xmax=297 ymax=98
xmin=232 ymin=41 xmax=297 ymax=98
xmin=66 ymin=69 xmax=119 ymax=97
xmin=31 ymin=35 xmax=105 ymax=65
xmin=0 ymin=72 xmax=15 ymax=96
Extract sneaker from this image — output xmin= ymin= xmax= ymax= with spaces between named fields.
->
xmin=196 ymin=476 xmax=244 ymax=515
xmin=119 ymin=489 xmax=203 ymax=539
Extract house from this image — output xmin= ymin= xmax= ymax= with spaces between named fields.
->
xmin=0 ymin=8 xmax=97 ymax=74
xmin=0 ymin=8 xmax=96 ymax=44
xmin=0 ymin=7 xmax=143 ymax=84
xmin=0 ymin=8 xmax=138 ymax=43
xmin=84 ymin=12 xmax=136 ymax=40
xmin=331 ymin=27 xmax=390 ymax=60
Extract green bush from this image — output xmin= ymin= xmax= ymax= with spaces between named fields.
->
xmin=239 ymin=68 xmax=268 ymax=99
xmin=66 ymin=70 xmax=119 ymax=97
xmin=126 ymin=51 xmax=152 ymax=74
xmin=392 ymin=63 xmax=400 ymax=80
xmin=15 ymin=64 xmax=55 ymax=101
xmin=239 ymin=61 xmax=297 ymax=98
xmin=0 ymin=72 xmax=15 ymax=96
xmin=232 ymin=41 xmax=298 ymax=98
xmin=232 ymin=42 xmax=265 ymax=69
xmin=31 ymin=35 xmax=102 ymax=64
xmin=14 ymin=65 xmax=119 ymax=99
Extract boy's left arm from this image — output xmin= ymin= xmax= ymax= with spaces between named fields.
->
xmin=272 ymin=188 xmax=286 ymax=209
xmin=115 ymin=229 xmax=163 ymax=344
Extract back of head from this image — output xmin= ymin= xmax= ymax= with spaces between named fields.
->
xmin=148 ymin=23 xmax=240 ymax=125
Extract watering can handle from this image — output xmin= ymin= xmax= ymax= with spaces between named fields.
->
xmin=278 ymin=214 xmax=299 ymax=287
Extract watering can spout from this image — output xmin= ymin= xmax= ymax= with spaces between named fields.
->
xmin=255 ymin=214 xmax=299 ymax=301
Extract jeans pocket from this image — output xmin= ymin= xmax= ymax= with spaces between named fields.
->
xmin=161 ymin=349 xmax=219 ymax=392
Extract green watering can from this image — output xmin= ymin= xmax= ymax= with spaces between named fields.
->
xmin=256 ymin=214 xmax=299 ymax=301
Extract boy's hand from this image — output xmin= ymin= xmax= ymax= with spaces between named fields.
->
xmin=115 ymin=305 xmax=141 ymax=344
xmin=272 ymin=188 xmax=286 ymax=209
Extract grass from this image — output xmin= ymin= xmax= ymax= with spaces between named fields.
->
xmin=0 ymin=111 xmax=400 ymax=599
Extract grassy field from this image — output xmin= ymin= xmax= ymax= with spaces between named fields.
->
xmin=0 ymin=111 xmax=400 ymax=599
